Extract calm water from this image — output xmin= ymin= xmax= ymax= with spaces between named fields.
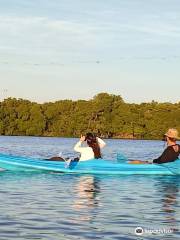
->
xmin=0 ymin=136 xmax=179 ymax=240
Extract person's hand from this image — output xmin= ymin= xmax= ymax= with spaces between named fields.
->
xmin=80 ymin=135 xmax=86 ymax=142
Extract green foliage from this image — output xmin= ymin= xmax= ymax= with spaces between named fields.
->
xmin=0 ymin=94 xmax=179 ymax=139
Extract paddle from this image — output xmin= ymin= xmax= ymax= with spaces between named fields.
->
xmin=117 ymin=152 xmax=128 ymax=162
xmin=65 ymin=158 xmax=79 ymax=169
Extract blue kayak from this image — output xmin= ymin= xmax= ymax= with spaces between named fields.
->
xmin=0 ymin=154 xmax=179 ymax=175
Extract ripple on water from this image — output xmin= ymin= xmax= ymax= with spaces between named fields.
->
xmin=0 ymin=137 xmax=180 ymax=239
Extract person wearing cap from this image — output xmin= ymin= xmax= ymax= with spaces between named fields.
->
xmin=74 ymin=133 xmax=106 ymax=161
xmin=129 ymin=128 xmax=180 ymax=164
xmin=152 ymin=128 xmax=180 ymax=164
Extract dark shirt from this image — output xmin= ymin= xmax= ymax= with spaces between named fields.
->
xmin=153 ymin=144 xmax=180 ymax=164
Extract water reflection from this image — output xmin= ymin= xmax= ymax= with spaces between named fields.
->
xmin=158 ymin=177 xmax=180 ymax=232
xmin=72 ymin=176 xmax=100 ymax=222
xmin=73 ymin=176 xmax=100 ymax=209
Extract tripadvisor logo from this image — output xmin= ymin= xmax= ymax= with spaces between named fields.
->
xmin=135 ymin=227 xmax=144 ymax=235
xmin=135 ymin=226 xmax=173 ymax=235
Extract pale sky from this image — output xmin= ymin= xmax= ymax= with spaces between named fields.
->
xmin=0 ymin=0 xmax=180 ymax=103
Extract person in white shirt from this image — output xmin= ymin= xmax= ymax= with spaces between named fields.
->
xmin=74 ymin=133 xmax=106 ymax=161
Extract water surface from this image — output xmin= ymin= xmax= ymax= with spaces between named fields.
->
xmin=0 ymin=136 xmax=179 ymax=239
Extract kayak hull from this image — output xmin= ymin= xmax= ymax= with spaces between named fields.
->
xmin=0 ymin=154 xmax=179 ymax=175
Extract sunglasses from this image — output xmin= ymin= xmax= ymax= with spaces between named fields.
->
xmin=162 ymin=135 xmax=167 ymax=141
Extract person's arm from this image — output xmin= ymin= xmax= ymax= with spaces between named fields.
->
xmin=153 ymin=147 xmax=171 ymax=164
xmin=128 ymin=160 xmax=150 ymax=164
xmin=74 ymin=141 xmax=83 ymax=153
xmin=74 ymin=136 xmax=86 ymax=153
xmin=97 ymin=137 xmax=106 ymax=149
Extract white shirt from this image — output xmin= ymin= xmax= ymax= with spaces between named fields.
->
xmin=74 ymin=137 xmax=106 ymax=161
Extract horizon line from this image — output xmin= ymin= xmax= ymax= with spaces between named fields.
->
xmin=0 ymin=94 xmax=179 ymax=105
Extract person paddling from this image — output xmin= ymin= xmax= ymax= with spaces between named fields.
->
xmin=129 ymin=129 xmax=180 ymax=164
xmin=74 ymin=133 xmax=106 ymax=161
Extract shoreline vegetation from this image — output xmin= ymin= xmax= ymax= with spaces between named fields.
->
xmin=0 ymin=92 xmax=179 ymax=140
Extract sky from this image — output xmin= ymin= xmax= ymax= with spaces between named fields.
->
xmin=0 ymin=0 xmax=180 ymax=103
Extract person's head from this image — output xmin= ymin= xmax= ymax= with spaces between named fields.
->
xmin=163 ymin=128 xmax=179 ymax=144
xmin=85 ymin=132 xmax=101 ymax=159
xmin=85 ymin=133 xmax=96 ymax=144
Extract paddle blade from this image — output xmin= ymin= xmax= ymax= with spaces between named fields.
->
xmin=117 ymin=153 xmax=128 ymax=162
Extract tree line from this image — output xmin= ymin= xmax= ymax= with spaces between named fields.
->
xmin=0 ymin=93 xmax=179 ymax=139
